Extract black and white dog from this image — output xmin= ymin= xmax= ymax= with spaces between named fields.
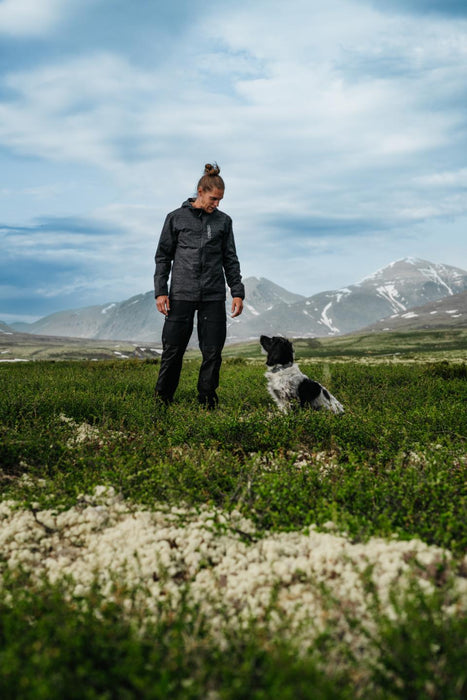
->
xmin=260 ymin=335 xmax=344 ymax=414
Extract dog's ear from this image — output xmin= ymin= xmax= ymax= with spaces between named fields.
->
xmin=260 ymin=335 xmax=272 ymax=351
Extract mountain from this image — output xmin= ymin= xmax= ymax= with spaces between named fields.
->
xmin=229 ymin=258 xmax=467 ymax=340
xmin=0 ymin=321 xmax=16 ymax=335
xmin=257 ymin=257 xmax=467 ymax=338
xmin=10 ymin=258 xmax=467 ymax=343
xmin=10 ymin=278 xmax=303 ymax=345
xmin=358 ymin=289 xmax=467 ymax=333
xmin=11 ymin=292 xmax=161 ymax=343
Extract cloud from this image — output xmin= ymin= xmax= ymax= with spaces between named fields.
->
xmin=265 ymin=214 xmax=390 ymax=238
xmin=1 ymin=5 xmax=466 ymax=197
xmin=1 ymin=0 xmax=467 ymax=313
xmin=0 ymin=53 xmax=157 ymax=168
xmin=414 ymin=168 xmax=467 ymax=187
xmin=0 ymin=210 xmax=159 ymax=317
xmin=0 ymin=217 xmax=122 ymax=300
xmin=363 ymin=1 xmax=467 ymax=17
xmin=0 ymin=0 xmax=74 ymax=37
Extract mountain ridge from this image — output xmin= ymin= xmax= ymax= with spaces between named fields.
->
xmin=7 ymin=258 xmax=467 ymax=344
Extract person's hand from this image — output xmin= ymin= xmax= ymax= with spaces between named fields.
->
xmin=231 ymin=297 xmax=243 ymax=318
xmin=156 ymin=295 xmax=170 ymax=316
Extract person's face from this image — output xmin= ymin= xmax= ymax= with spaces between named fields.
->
xmin=196 ymin=187 xmax=224 ymax=213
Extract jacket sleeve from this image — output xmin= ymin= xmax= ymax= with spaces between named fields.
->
xmin=154 ymin=213 xmax=177 ymax=298
xmin=222 ymin=218 xmax=245 ymax=299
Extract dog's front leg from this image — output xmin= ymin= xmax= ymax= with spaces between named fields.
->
xmin=274 ymin=391 xmax=290 ymax=413
xmin=268 ymin=387 xmax=288 ymax=412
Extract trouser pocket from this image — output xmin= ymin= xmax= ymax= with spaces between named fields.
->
xmin=197 ymin=301 xmax=226 ymax=350
xmin=162 ymin=303 xmax=195 ymax=347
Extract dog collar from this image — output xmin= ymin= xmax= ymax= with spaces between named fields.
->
xmin=269 ymin=362 xmax=294 ymax=373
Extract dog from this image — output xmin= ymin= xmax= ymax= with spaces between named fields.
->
xmin=260 ymin=335 xmax=344 ymax=414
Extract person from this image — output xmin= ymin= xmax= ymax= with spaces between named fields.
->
xmin=153 ymin=163 xmax=244 ymax=408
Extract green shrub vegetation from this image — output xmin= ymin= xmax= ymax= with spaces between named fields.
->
xmin=0 ymin=354 xmax=466 ymax=697
xmin=0 ymin=576 xmax=465 ymax=700
xmin=1 ymin=359 xmax=465 ymax=552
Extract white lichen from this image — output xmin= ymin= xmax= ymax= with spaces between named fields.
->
xmin=1 ymin=486 xmax=465 ymax=656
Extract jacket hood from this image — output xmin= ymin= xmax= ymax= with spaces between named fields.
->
xmin=181 ymin=198 xmax=204 ymax=217
xmin=182 ymin=197 xmax=222 ymax=218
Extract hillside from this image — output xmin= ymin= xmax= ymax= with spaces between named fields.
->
xmin=0 ymin=328 xmax=162 ymax=362
xmin=221 ymin=328 xmax=467 ymax=363
xmin=359 ymin=289 xmax=467 ymax=332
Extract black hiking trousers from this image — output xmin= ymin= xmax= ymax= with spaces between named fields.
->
xmin=155 ymin=299 xmax=226 ymax=406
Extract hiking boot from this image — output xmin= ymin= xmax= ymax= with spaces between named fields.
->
xmin=198 ymin=392 xmax=219 ymax=410
xmin=154 ymin=391 xmax=173 ymax=407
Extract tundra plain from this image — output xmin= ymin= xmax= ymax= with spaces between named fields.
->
xmin=1 ymin=330 xmax=466 ymax=698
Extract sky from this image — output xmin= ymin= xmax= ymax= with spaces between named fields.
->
xmin=1 ymin=0 xmax=467 ymax=322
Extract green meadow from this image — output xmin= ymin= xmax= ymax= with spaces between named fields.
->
xmin=1 ymin=331 xmax=466 ymax=698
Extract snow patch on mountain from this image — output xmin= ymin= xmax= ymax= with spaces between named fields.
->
xmin=419 ymin=264 xmax=453 ymax=295
xmin=245 ymin=302 xmax=260 ymax=316
xmin=320 ymin=302 xmax=340 ymax=334
xmin=376 ymin=284 xmax=406 ymax=313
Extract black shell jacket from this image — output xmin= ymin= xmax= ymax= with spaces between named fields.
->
xmin=154 ymin=199 xmax=245 ymax=301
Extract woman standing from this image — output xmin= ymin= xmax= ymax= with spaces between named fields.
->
xmin=153 ymin=163 xmax=244 ymax=408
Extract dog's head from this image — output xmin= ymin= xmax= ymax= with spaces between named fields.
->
xmin=260 ymin=335 xmax=295 ymax=367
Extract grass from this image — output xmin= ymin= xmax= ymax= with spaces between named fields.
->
xmin=221 ymin=328 xmax=467 ymax=362
xmin=1 ymin=346 xmax=466 ymax=697
xmin=0 ymin=332 xmax=161 ymax=362
xmin=1 ymin=358 xmax=465 ymax=552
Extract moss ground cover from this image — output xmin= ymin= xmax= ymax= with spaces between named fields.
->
xmin=0 ymin=355 xmax=466 ymax=697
